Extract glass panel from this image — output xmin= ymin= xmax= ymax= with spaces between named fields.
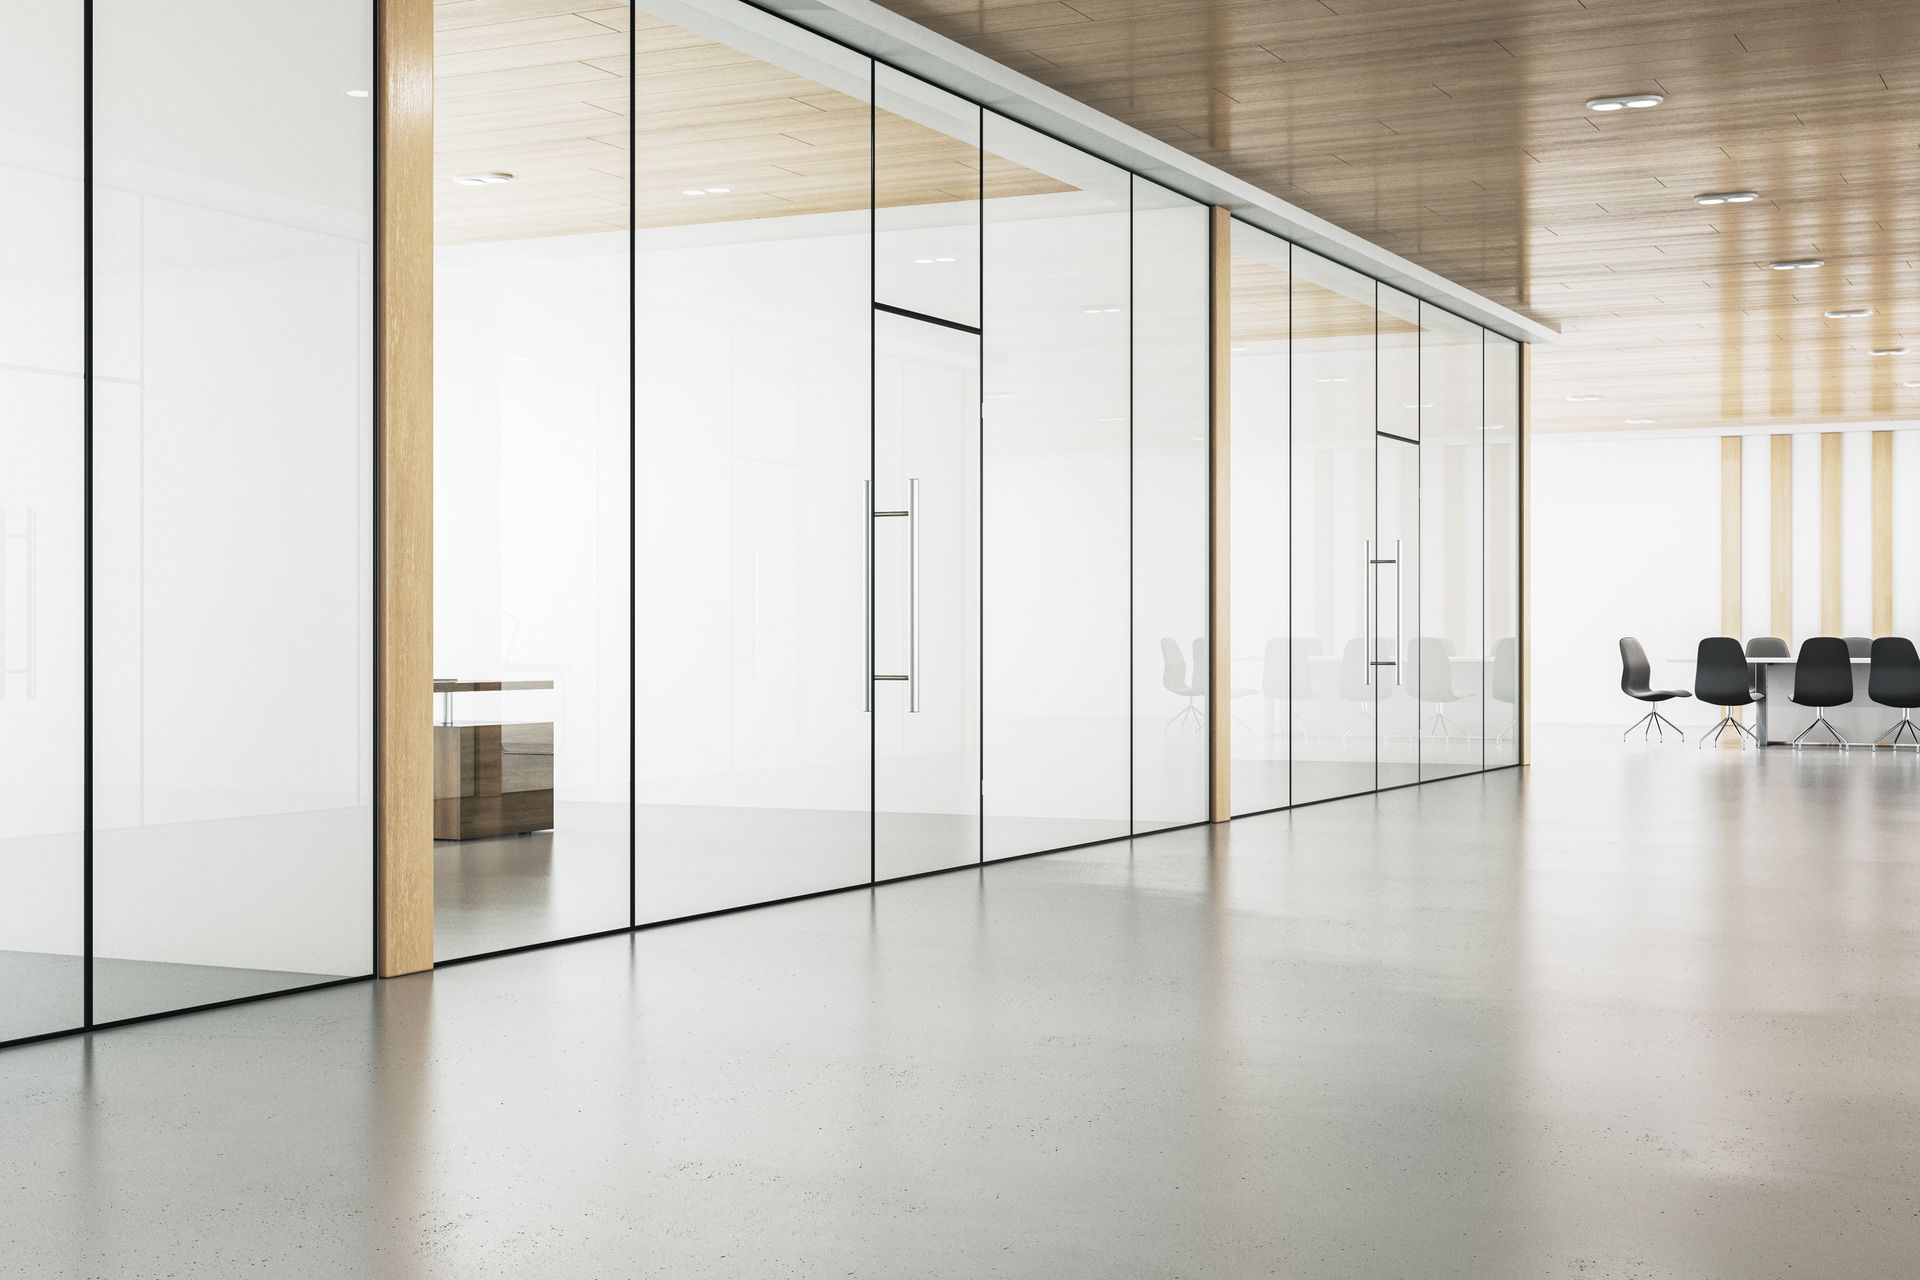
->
xmin=0 ymin=0 xmax=84 ymax=1042
xmin=980 ymin=114 xmax=1130 ymax=859
xmin=1419 ymin=305 xmax=1485 ymax=779
xmin=876 ymin=67 xmax=979 ymax=328
xmin=92 ymin=0 xmax=374 ymax=1020
xmin=1131 ymin=179 xmax=1210 ymax=833
xmin=633 ymin=19 xmax=873 ymax=920
xmin=1485 ymin=334 xmax=1522 ymax=767
xmin=1376 ymin=285 xmax=1423 ymax=787
xmin=1290 ymin=249 xmax=1377 ymax=805
xmin=433 ymin=5 xmax=633 ymax=960
xmin=1228 ymin=222 xmax=1290 ymax=816
xmin=874 ymin=313 xmax=981 ymax=879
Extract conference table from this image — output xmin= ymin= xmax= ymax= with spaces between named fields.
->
xmin=1668 ymin=655 xmax=1885 ymax=746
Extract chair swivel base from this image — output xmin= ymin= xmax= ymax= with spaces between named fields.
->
xmin=1700 ymin=714 xmax=1759 ymax=749
xmin=1791 ymin=713 xmax=1849 ymax=749
xmin=1624 ymin=708 xmax=1685 ymax=741
xmin=1874 ymin=711 xmax=1920 ymax=748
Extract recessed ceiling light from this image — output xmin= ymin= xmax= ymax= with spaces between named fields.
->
xmin=1231 ymin=346 xmax=1248 ymax=354
xmin=934 ymin=256 xmax=956 ymax=263
xmin=1870 ymin=347 xmax=1909 ymax=357
xmin=1694 ymin=191 xmax=1758 ymax=206
xmin=704 ymin=187 xmax=731 ymax=194
xmin=1404 ymin=403 xmax=1435 ymax=410
xmin=913 ymin=258 xmax=936 ymax=265
xmin=455 ymin=172 xmax=514 ymax=186
xmin=345 ymin=89 xmax=370 ymax=99
xmin=1904 ymin=381 xmax=1920 ymax=389
xmin=1316 ymin=376 xmax=1348 ymax=383
xmin=680 ymin=188 xmax=706 ymax=196
xmin=1587 ymin=93 xmax=1665 ymax=112
xmin=1626 ymin=418 xmax=1658 ymax=425
xmin=1825 ymin=308 xmax=1874 ymax=319
xmin=1565 ymin=394 xmax=1601 ymax=402
xmin=1766 ymin=258 xmax=1824 ymax=271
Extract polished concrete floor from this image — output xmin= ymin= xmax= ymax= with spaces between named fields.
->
xmin=2 ymin=730 xmax=1916 ymax=1278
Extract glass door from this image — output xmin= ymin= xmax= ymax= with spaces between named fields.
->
xmin=1374 ymin=436 xmax=1421 ymax=788
xmin=873 ymin=313 xmax=981 ymax=880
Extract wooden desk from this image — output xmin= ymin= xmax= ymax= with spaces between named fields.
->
xmin=432 ymin=679 xmax=555 ymax=840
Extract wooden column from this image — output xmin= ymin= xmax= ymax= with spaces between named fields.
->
xmin=1820 ymin=432 xmax=1843 ymax=635
xmin=1717 ymin=435 xmax=1743 ymax=738
xmin=377 ymin=0 xmax=435 ymax=977
xmin=1769 ymin=434 xmax=1793 ymax=639
xmin=1873 ymin=430 xmax=1893 ymax=636
xmin=1519 ymin=344 xmax=1532 ymax=766
xmin=1719 ymin=436 xmax=1742 ymax=635
xmin=1208 ymin=205 xmax=1232 ymax=822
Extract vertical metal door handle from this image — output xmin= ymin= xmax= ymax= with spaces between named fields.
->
xmin=1394 ymin=538 xmax=1403 ymax=685
xmin=865 ymin=479 xmax=875 ymax=712
xmin=908 ymin=477 xmax=921 ymax=713
xmin=1363 ymin=538 xmax=1372 ymax=687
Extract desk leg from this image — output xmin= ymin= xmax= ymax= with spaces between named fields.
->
xmin=1755 ymin=664 xmax=1769 ymax=746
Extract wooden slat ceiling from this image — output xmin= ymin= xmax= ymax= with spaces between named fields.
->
xmin=434 ymin=0 xmax=1056 ymax=246
xmin=870 ymin=0 xmax=1920 ymax=434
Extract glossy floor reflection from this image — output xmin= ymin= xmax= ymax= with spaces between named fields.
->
xmin=3 ymin=729 xmax=1915 ymax=1278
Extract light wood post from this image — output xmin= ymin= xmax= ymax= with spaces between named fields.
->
xmin=1208 ymin=206 xmax=1231 ymax=822
xmin=1769 ymin=434 xmax=1792 ymax=639
xmin=1719 ymin=436 xmax=1742 ymax=637
xmin=1519 ymin=344 xmax=1532 ymax=766
xmin=377 ymin=0 xmax=435 ymax=977
xmin=1820 ymin=432 xmax=1843 ymax=635
xmin=1873 ymin=431 xmax=1893 ymax=636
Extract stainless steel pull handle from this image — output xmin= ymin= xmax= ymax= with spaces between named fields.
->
xmin=865 ymin=479 xmax=875 ymax=712
xmin=908 ymin=477 xmax=920 ymax=713
xmin=1393 ymin=538 xmax=1403 ymax=686
xmin=1364 ymin=539 xmax=1372 ymax=687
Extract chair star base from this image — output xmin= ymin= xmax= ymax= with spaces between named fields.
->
xmin=1700 ymin=714 xmax=1759 ymax=749
xmin=1624 ymin=708 xmax=1685 ymax=741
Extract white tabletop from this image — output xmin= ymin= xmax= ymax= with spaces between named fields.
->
xmin=1666 ymin=656 xmax=1869 ymax=664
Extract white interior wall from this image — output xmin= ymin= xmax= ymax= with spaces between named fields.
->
xmin=1530 ymin=436 xmax=1720 ymax=726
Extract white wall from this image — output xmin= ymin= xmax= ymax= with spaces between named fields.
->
xmin=1531 ymin=436 xmax=1720 ymax=726
xmin=1532 ymin=422 xmax=1920 ymax=728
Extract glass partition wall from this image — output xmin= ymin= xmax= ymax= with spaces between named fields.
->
xmin=1231 ymin=221 xmax=1518 ymax=806
xmin=3 ymin=0 xmax=1522 ymax=1045
xmin=2 ymin=0 xmax=376 ymax=1045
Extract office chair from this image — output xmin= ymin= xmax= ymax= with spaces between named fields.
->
xmin=1842 ymin=636 xmax=1873 ymax=660
xmin=1619 ymin=636 xmax=1690 ymax=741
xmin=1745 ymin=636 xmax=1790 ymax=658
xmin=1789 ymin=636 xmax=1854 ymax=748
xmin=1413 ymin=637 xmax=1469 ymax=741
xmin=1161 ymin=636 xmax=1204 ymax=730
xmin=1191 ymin=639 xmax=1259 ymax=732
xmin=1337 ymin=636 xmax=1373 ymax=739
xmin=1867 ymin=636 xmax=1920 ymax=747
xmin=1490 ymin=636 xmax=1519 ymax=743
xmin=1262 ymin=637 xmax=1318 ymax=738
xmin=1694 ymin=636 xmax=1761 ymax=748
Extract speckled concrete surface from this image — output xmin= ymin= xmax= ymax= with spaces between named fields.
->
xmin=1 ymin=733 xmax=1915 ymax=1278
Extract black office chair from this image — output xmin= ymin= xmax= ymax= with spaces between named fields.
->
xmin=1867 ymin=636 xmax=1920 ymax=747
xmin=1695 ymin=637 xmax=1761 ymax=748
xmin=1619 ymin=637 xmax=1689 ymax=741
xmin=1789 ymin=636 xmax=1854 ymax=748
xmin=1745 ymin=636 xmax=1790 ymax=658
xmin=1842 ymin=636 xmax=1873 ymax=659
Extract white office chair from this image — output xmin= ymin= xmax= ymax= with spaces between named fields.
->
xmin=1161 ymin=636 xmax=1205 ymax=730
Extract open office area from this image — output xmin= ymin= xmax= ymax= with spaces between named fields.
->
xmin=3 ymin=1 xmax=1916 ymax=1276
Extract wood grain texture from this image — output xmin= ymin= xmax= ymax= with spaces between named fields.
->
xmin=1770 ymin=434 xmax=1792 ymax=639
xmin=873 ymin=0 xmax=1920 ymax=436
xmin=381 ymin=0 xmax=437 ymax=978
xmin=1820 ymin=432 xmax=1843 ymax=635
xmin=1720 ymin=435 xmax=1742 ymax=637
xmin=1873 ymin=430 xmax=1894 ymax=637
xmin=1209 ymin=204 xmax=1231 ymax=822
xmin=1519 ymin=343 xmax=1531 ymax=768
